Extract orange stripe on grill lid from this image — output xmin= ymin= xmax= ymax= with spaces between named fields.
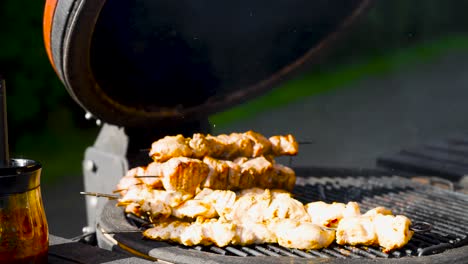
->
xmin=43 ymin=0 xmax=59 ymax=71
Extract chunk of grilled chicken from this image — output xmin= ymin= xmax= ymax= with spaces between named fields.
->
xmin=201 ymin=156 xmax=296 ymax=191
xmin=269 ymin=134 xmax=299 ymax=156
xmin=159 ymin=157 xmax=210 ymax=195
xmin=225 ymin=188 xmax=310 ymax=223
xmin=119 ymin=185 xmax=192 ymax=207
xmin=336 ymin=209 xmax=413 ymax=252
xmin=374 ymin=215 xmax=413 ymax=252
xmin=226 ymin=188 xmax=272 ymax=223
xmin=120 ymin=185 xmax=193 ymax=218
xmin=115 ymin=167 xmax=147 ymax=195
xmin=143 ymin=218 xmax=237 ymax=247
xmin=304 ymin=201 xmax=361 ymax=227
xmin=265 ymin=190 xmax=311 ymax=222
xmin=122 ymin=187 xmax=309 ymax=223
xmin=233 ymin=222 xmax=277 ymax=245
xmin=123 ymin=187 xmax=236 ymax=220
xmin=268 ymin=219 xmax=335 ymax=250
xmin=171 ymin=189 xmax=237 ymax=219
xmin=149 ymin=131 xmax=298 ymax=162
xmin=194 ymin=188 xmax=237 ymax=219
xmin=143 ymin=218 xmax=335 ymax=249
xmin=149 ymin=135 xmax=192 ymax=163
xmin=118 ymin=157 xmax=210 ymax=196
xmin=171 ymin=199 xmax=217 ymax=219
xmin=117 ymin=156 xmax=296 ymax=195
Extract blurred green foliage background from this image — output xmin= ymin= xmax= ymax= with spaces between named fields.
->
xmin=1 ymin=1 xmax=468 ymax=183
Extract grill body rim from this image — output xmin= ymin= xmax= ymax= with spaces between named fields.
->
xmin=97 ymin=170 xmax=468 ymax=264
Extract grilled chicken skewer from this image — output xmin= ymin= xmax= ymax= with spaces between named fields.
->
xmin=134 ymin=189 xmax=412 ymax=252
xmin=120 ymin=186 xmax=236 ymax=220
xmin=143 ymin=217 xmax=336 ymax=249
xmin=85 ymin=185 xmax=413 ymax=252
xmin=149 ymin=131 xmax=298 ymax=162
xmin=116 ymin=156 xmax=296 ymax=196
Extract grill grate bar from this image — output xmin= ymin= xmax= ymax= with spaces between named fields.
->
xmin=343 ymin=246 xmax=377 ymax=258
xmin=225 ymin=246 xmax=248 ymax=257
xmin=210 ymin=246 xmax=227 ymax=255
xmin=321 ymin=248 xmax=347 ymax=258
xmin=403 ymin=190 xmax=468 ymax=213
xmin=301 ymin=249 xmax=327 ymax=258
xmin=331 ymin=246 xmax=362 ymax=258
xmin=254 ymin=245 xmax=281 ymax=257
xmin=364 ymin=247 xmax=389 ymax=258
xmin=391 ymin=250 xmax=403 ymax=258
xmin=413 ymin=233 xmax=451 ymax=244
xmin=288 ymin=249 xmax=317 ymax=258
xmin=266 ymin=245 xmax=298 ymax=257
xmin=408 ymin=189 xmax=468 ymax=209
xmin=241 ymin=246 xmax=266 ymax=256
xmin=422 ymin=185 xmax=468 ymax=201
xmin=410 ymin=236 xmax=433 ymax=248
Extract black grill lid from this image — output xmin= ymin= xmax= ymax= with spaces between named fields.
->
xmin=56 ymin=0 xmax=372 ymax=127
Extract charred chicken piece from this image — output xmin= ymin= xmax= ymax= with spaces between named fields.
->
xmin=149 ymin=131 xmax=298 ymax=162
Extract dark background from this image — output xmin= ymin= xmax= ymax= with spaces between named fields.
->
xmin=1 ymin=1 xmax=468 ymax=183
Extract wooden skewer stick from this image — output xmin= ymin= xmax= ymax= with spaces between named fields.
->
xmin=134 ymin=175 xmax=161 ymax=178
xmin=80 ymin=191 xmax=119 ymax=200
xmin=112 ymin=183 xmax=144 ymax=194
xmin=320 ymin=222 xmax=431 ymax=233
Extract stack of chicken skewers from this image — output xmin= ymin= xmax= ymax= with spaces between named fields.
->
xmin=114 ymin=131 xmax=413 ymax=253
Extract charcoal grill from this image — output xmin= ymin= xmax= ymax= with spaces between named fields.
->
xmin=95 ymin=169 xmax=468 ymax=263
xmin=42 ymin=0 xmax=468 ymax=263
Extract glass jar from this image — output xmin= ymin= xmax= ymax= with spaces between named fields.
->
xmin=0 ymin=159 xmax=48 ymax=263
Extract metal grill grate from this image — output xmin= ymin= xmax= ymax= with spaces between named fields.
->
xmin=99 ymin=174 xmax=468 ymax=263
xmin=154 ymin=175 xmax=468 ymax=259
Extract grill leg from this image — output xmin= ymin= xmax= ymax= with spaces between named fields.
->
xmin=83 ymin=124 xmax=129 ymax=237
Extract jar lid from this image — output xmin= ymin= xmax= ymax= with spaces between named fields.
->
xmin=0 ymin=159 xmax=42 ymax=195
